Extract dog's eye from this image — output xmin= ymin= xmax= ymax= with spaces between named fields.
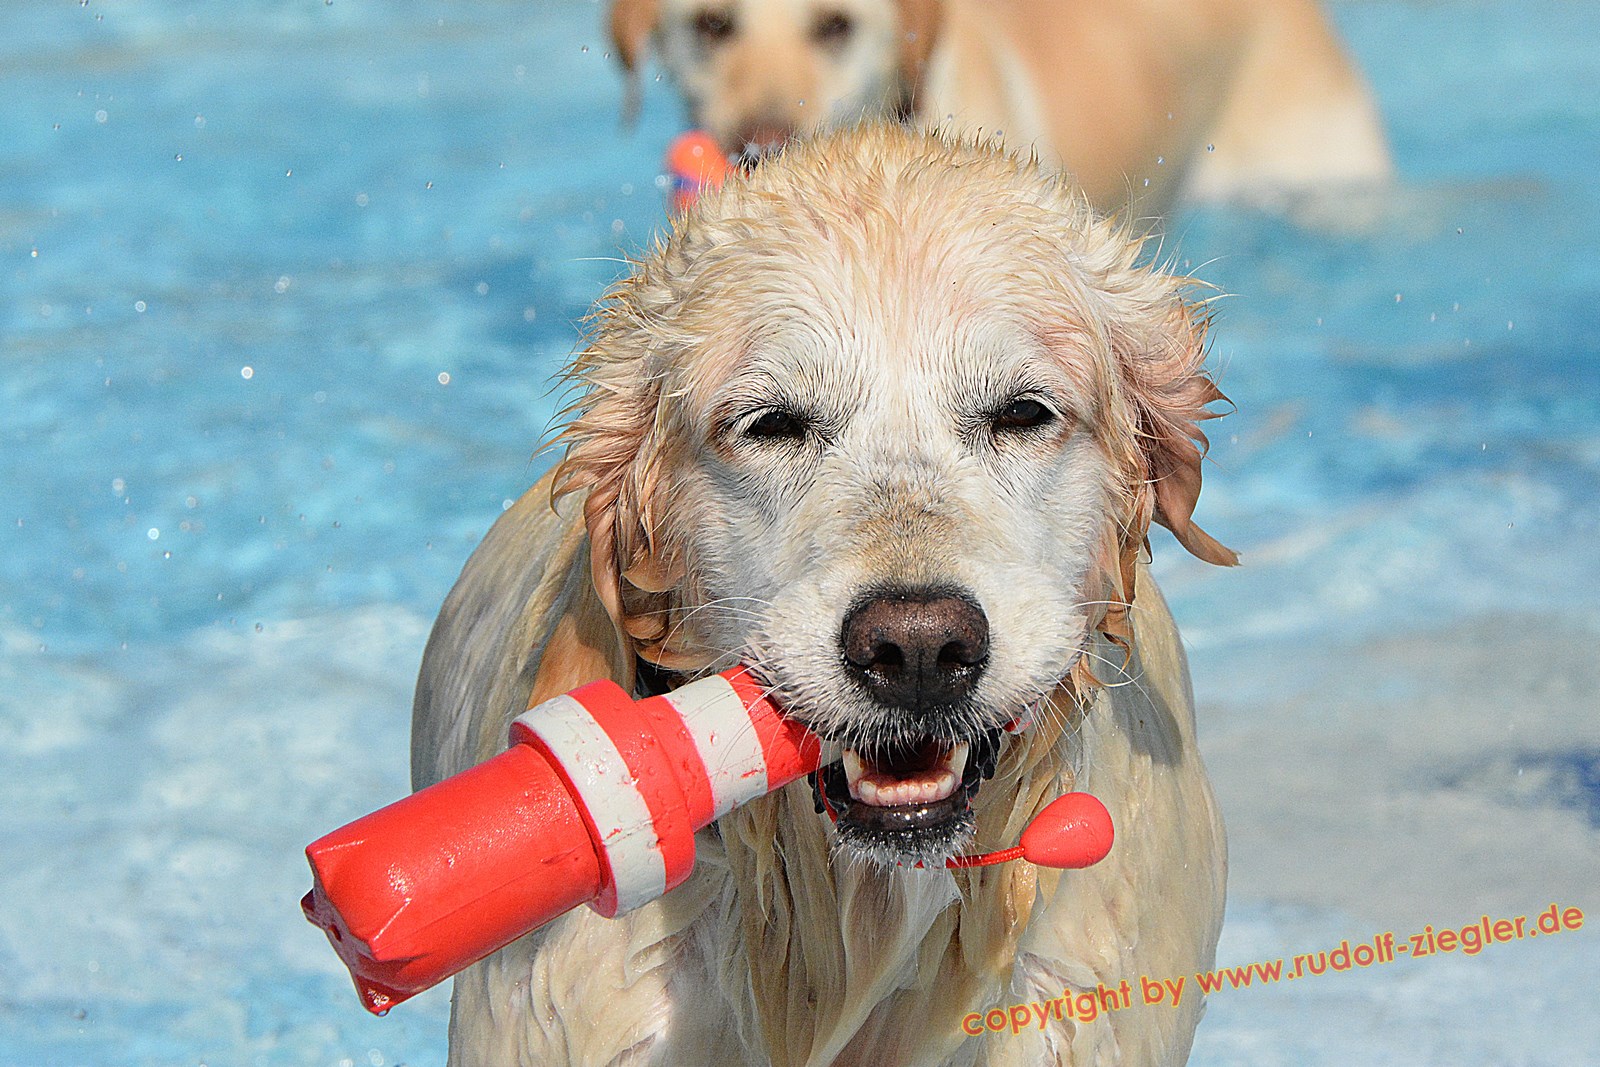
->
xmin=746 ymin=409 xmax=807 ymax=440
xmin=812 ymin=11 xmax=854 ymax=45
xmin=992 ymin=397 xmax=1056 ymax=432
xmin=693 ymin=9 xmax=736 ymax=44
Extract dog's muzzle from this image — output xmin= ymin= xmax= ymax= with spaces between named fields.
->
xmin=811 ymin=725 xmax=1005 ymax=859
xmin=804 ymin=585 xmax=1009 ymax=861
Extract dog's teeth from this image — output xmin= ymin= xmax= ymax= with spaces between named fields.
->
xmin=842 ymin=745 xmax=967 ymax=807
xmin=843 ymin=749 xmax=865 ymax=791
xmin=947 ymin=742 xmax=969 ymax=782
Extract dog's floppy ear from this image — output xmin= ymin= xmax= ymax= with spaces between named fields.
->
xmin=1122 ymin=299 xmax=1238 ymax=569
xmin=609 ymin=0 xmax=658 ymax=125
xmin=552 ymin=321 xmax=710 ymax=676
xmin=578 ymin=460 xmax=698 ymax=672
xmin=525 ymin=525 xmax=637 ymax=707
xmin=893 ymin=0 xmax=942 ymax=110
xmin=1071 ymin=294 xmax=1232 ymax=687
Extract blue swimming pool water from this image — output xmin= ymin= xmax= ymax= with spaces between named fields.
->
xmin=3 ymin=2 xmax=1597 ymax=1064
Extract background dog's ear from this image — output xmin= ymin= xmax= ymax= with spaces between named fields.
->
xmin=609 ymin=0 xmax=658 ymax=125
xmin=893 ymin=0 xmax=942 ymax=111
xmin=1124 ymin=302 xmax=1239 ymax=569
xmin=609 ymin=0 xmax=657 ymax=70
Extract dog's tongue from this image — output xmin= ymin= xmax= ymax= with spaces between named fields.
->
xmin=844 ymin=743 xmax=970 ymax=808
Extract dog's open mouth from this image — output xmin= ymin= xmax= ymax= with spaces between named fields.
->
xmin=811 ymin=727 xmax=1003 ymax=864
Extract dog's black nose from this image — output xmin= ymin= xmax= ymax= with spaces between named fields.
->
xmin=840 ymin=589 xmax=989 ymax=709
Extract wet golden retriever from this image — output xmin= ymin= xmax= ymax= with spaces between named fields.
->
xmin=412 ymin=125 xmax=1234 ymax=1065
xmin=610 ymin=0 xmax=1391 ymax=215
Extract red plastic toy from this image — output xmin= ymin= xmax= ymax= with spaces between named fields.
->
xmin=302 ymin=667 xmax=1114 ymax=1015
xmin=665 ymin=130 xmax=732 ymax=212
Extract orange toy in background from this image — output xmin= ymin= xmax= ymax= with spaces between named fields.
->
xmin=664 ymin=130 xmax=731 ymax=212
xmin=302 ymin=666 xmax=1114 ymax=1015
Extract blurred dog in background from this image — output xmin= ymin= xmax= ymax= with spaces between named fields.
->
xmin=609 ymin=0 xmax=1391 ymax=216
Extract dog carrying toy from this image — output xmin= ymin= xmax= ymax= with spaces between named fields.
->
xmin=665 ymin=130 xmax=732 ymax=212
xmin=302 ymin=667 xmax=1114 ymax=1014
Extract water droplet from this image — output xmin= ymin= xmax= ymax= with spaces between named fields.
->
xmin=134 ymin=299 xmax=147 ymax=312
xmin=1205 ymin=143 xmax=1214 ymax=152
xmin=95 ymin=109 xmax=108 ymax=123
xmin=241 ymin=365 xmax=254 ymax=379
xmin=147 ymin=528 xmax=160 ymax=540
xmin=31 ymin=247 xmax=39 ymax=258
xmin=580 ymin=44 xmax=589 ymax=53
xmin=255 ymin=622 xmax=264 ymax=633
xmin=437 ymin=371 xmax=451 ymax=385
xmin=174 ymin=153 xmax=183 ymax=161
xmin=162 ymin=551 xmax=171 ymax=560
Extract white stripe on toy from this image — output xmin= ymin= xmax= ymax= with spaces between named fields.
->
xmin=664 ymin=673 xmax=769 ymax=819
xmin=514 ymin=693 xmax=666 ymax=915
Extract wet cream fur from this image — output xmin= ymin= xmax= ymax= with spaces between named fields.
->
xmin=412 ymin=126 xmax=1230 ymax=1066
